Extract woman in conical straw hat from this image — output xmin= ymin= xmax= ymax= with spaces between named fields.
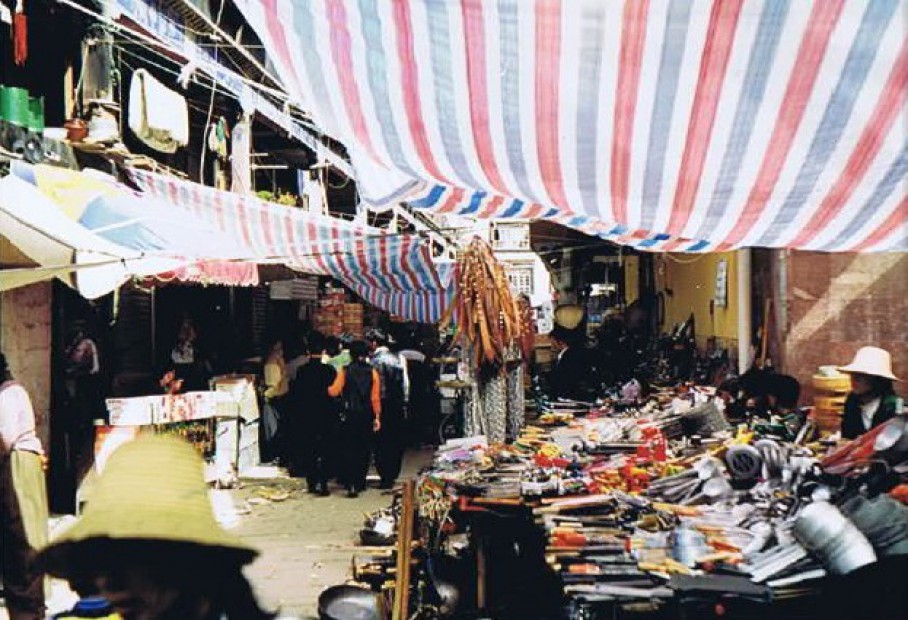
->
xmin=838 ymin=346 xmax=902 ymax=440
xmin=36 ymin=435 xmax=291 ymax=620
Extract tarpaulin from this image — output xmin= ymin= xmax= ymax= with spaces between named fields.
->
xmin=7 ymin=163 xmax=259 ymax=288
xmin=235 ymin=0 xmax=908 ymax=253
xmin=127 ymin=169 xmax=453 ymax=322
xmin=0 ymin=174 xmax=183 ymax=298
xmin=3 ymin=163 xmax=450 ymax=320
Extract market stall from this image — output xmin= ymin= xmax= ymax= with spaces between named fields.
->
xmin=96 ymin=376 xmax=260 ymax=484
xmin=329 ymin=379 xmax=908 ymax=620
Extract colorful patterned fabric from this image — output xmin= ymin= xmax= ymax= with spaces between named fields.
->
xmin=128 ymin=170 xmax=451 ymax=321
xmin=236 ymin=0 xmax=907 ymax=253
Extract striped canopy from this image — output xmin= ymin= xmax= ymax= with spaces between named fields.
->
xmin=128 ymin=170 xmax=452 ymax=321
xmin=236 ymin=0 xmax=907 ymax=253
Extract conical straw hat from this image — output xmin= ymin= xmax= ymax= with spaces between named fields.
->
xmin=839 ymin=346 xmax=899 ymax=382
xmin=37 ymin=434 xmax=257 ymax=577
xmin=554 ymin=305 xmax=584 ymax=329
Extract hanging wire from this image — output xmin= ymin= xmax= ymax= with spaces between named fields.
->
xmin=55 ymin=0 xmax=288 ymax=101
xmin=117 ymin=48 xmax=236 ymax=101
xmin=662 ymin=251 xmax=710 ymax=264
xmin=199 ymin=0 xmax=227 ymax=184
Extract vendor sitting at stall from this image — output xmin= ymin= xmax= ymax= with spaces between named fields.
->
xmin=839 ymin=346 xmax=901 ymax=440
xmin=547 ymin=305 xmax=589 ymax=401
xmin=765 ymin=373 xmax=806 ymax=438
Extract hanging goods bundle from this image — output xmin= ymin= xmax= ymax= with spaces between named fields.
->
xmin=516 ymin=294 xmax=536 ymax=368
xmin=443 ymin=237 xmax=523 ymax=374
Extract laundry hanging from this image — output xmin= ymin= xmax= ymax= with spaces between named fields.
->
xmin=235 ymin=0 xmax=908 ymax=253
xmin=127 ymin=69 xmax=189 ymax=153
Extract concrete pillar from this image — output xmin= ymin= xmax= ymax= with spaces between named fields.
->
xmin=0 ymin=282 xmax=53 ymax=448
xmin=736 ymin=249 xmax=752 ymax=373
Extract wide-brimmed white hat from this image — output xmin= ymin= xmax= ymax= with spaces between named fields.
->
xmin=839 ymin=346 xmax=899 ymax=382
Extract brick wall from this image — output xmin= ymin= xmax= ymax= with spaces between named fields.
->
xmin=0 ymin=282 xmax=53 ymax=447
xmin=781 ymin=251 xmax=908 ymax=401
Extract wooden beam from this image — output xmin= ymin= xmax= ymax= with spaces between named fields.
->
xmin=392 ymin=480 xmax=415 ymax=620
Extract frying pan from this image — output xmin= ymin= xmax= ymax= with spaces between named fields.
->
xmin=317 ymin=585 xmax=383 ymax=620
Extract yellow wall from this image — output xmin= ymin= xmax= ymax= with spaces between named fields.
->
xmin=656 ymin=251 xmax=739 ymax=349
xmin=623 ymin=255 xmax=639 ymax=306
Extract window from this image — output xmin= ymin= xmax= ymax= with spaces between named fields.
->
xmin=505 ymin=263 xmax=534 ymax=296
xmin=492 ymin=222 xmax=531 ymax=251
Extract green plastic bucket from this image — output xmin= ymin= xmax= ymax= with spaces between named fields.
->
xmin=0 ymin=86 xmax=31 ymax=127
xmin=28 ymin=96 xmax=45 ymax=131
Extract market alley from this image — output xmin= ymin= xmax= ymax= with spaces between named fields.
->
xmin=229 ymin=450 xmax=432 ymax=619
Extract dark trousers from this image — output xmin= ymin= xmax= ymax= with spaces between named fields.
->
xmin=260 ymin=397 xmax=286 ymax=464
xmin=304 ymin=425 xmax=333 ymax=491
xmin=1 ymin=451 xmax=47 ymax=620
xmin=342 ymin=418 xmax=373 ymax=491
xmin=375 ymin=404 xmax=405 ymax=486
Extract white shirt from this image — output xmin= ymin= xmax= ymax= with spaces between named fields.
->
xmin=861 ymin=397 xmax=881 ymax=431
xmin=400 ymin=349 xmax=427 ymax=364
xmin=0 ymin=380 xmax=44 ymax=455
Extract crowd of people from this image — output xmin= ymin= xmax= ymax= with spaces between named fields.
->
xmin=544 ymin=304 xmax=901 ymax=444
xmin=0 ymin=328 xmax=902 ymax=619
xmin=258 ymin=328 xmax=433 ymax=498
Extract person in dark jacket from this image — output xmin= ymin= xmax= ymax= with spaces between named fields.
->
xmin=368 ymin=330 xmax=408 ymax=489
xmin=288 ymin=332 xmax=337 ymax=494
xmin=839 ymin=346 xmax=901 ymax=440
xmin=329 ymin=341 xmax=381 ymax=498
xmin=765 ymin=374 xmax=806 ymax=438
xmin=548 ymin=325 xmax=588 ymax=401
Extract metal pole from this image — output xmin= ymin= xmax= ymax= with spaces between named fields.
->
xmin=150 ymin=286 xmax=157 ymax=369
xmin=737 ymin=249 xmax=752 ymax=374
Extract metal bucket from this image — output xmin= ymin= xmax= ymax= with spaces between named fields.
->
xmin=794 ymin=501 xmax=876 ymax=575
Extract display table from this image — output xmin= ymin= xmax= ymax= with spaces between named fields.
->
xmin=98 ymin=377 xmax=260 ymax=483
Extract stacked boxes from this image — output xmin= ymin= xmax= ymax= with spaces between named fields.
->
xmin=315 ymin=289 xmax=346 ymax=336
xmin=343 ymin=303 xmax=364 ymax=338
xmin=811 ymin=372 xmax=851 ymax=433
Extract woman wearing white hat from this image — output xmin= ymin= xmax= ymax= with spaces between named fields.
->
xmin=839 ymin=346 xmax=901 ymax=440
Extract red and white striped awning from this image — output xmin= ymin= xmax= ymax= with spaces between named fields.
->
xmin=128 ymin=170 xmax=453 ymax=321
xmin=236 ymin=0 xmax=907 ymax=253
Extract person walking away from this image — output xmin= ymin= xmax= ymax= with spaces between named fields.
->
xmin=36 ymin=434 xmax=290 ymax=619
xmin=329 ymin=341 xmax=381 ymax=498
xmin=324 ymin=335 xmax=350 ymax=371
xmin=63 ymin=321 xmax=102 ymax=478
xmin=839 ymin=346 xmax=901 ymax=440
xmin=368 ymin=331 xmax=408 ymax=489
xmin=283 ymin=332 xmax=309 ymax=385
xmin=261 ymin=337 xmax=289 ymax=465
xmin=548 ymin=325 xmax=587 ymax=401
xmin=0 ymin=352 xmax=49 ymax=620
xmin=399 ymin=337 xmax=431 ymax=446
xmin=288 ymin=332 xmax=337 ymax=494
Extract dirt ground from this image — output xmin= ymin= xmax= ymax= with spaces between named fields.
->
xmin=233 ymin=449 xmax=433 ymax=619
xmin=0 ymin=449 xmax=431 ymax=620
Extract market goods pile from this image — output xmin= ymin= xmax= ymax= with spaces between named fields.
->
xmin=414 ymin=388 xmax=908 ymax=614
